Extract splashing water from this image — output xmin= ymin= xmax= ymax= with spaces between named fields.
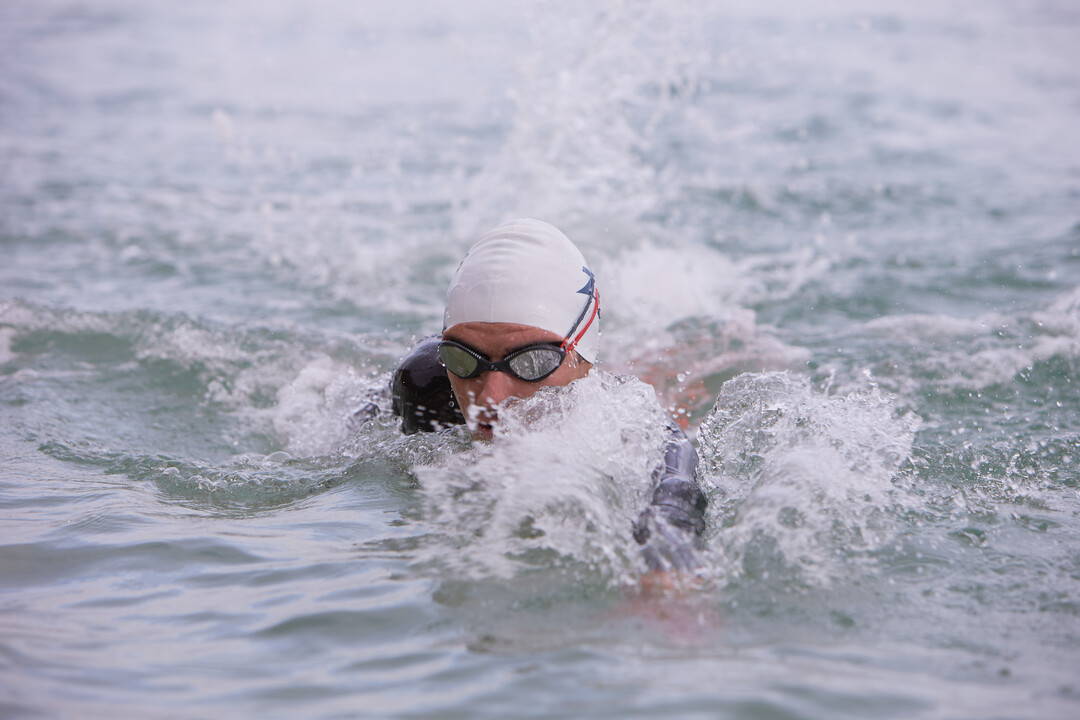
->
xmin=412 ymin=371 xmax=671 ymax=583
xmin=453 ymin=0 xmax=708 ymax=236
xmin=410 ymin=366 xmax=922 ymax=591
xmin=698 ymin=372 xmax=921 ymax=586
xmin=4 ymin=0 xmax=1080 ymax=717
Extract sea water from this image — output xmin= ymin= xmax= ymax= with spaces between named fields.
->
xmin=2 ymin=1 xmax=1079 ymax=717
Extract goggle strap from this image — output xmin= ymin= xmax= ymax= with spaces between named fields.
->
xmin=561 ymin=286 xmax=600 ymax=356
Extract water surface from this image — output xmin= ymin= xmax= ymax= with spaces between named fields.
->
xmin=2 ymin=1 xmax=1079 ymax=717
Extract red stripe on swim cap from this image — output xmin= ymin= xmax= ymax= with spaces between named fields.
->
xmin=562 ymin=287 xmax=599 ymax=355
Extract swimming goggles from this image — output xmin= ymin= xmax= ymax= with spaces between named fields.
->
xmin=437 ymin=340 xmax=565 ymax=382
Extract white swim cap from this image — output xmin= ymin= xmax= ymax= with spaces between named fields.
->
xmin=444 ymin=218 xmax=601 ymax=363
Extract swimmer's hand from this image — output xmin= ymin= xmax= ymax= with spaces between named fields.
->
xmin=632 ymin=500 xmax=705 ymax=574
xmin=636 ymin=425 xmax=708 ymax=573
xmin=631 ymin=423 xmax=708 ymax=606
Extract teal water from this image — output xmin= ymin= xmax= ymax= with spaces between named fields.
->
xmin=2 ymin=1 xmax=1079 ymax=717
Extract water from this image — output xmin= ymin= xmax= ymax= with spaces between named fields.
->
xmin=2 ymin=0 xmax=1079 ymax=717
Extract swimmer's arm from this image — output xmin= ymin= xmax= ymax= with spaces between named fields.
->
xmin=632 ymin=426 xmax=708 ymax=575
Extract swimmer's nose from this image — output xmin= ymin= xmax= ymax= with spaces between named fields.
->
xmin=477 ymin=370 xmax=516 ymax=409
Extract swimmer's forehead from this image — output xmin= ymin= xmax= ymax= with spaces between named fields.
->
xmin=443 ymin=322 xmax=561 ymax=356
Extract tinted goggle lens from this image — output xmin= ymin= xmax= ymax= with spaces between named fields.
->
xmin=438 ymin=342 xmax=565 ymax=382
xmin=438 ymin=343 xmax=481 ymax=378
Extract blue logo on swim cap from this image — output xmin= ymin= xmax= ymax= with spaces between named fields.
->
xmin=577 ymin=266 xmax=596 ymax=297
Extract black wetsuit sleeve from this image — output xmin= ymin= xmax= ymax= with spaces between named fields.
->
xmin=632 ymin=426 xmax=708 ymax=572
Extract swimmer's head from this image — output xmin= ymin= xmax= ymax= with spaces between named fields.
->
xmin=442 ymin=219 xmax=600 ymax=439
xmin=444 ymin=218 xmax=600 ymax=363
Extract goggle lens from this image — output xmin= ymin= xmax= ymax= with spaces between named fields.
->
xmin=507 ymin=346 xmax=563 ymax=381
xmin=438 ymin=343 xmax=481 ymax=378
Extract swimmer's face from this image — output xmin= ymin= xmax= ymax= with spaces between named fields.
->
xmin=442 ymin=321 xmax=592 ymax=441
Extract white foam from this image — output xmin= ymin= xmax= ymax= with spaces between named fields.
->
xmin=595 ymin=242 xmax=817 ymax=421
xmin=698 ymin=372 xmax=921 ymax=585
xmin=412 ymin=368 xmax=922 ymax=587
xmin=0 ymin=299 xmax=116 ymax=336
xmin=601 ymin=244 xmax=753 ymax=329
xmin=452 ymin=0 xmax=706 ymax=237
xmin=857 ymin=285 xmax=1080 ymax=393
xmin=0 ymin=327 xmax=16 ymax=365
xmin=412 ymin=370 xmax=671 ymax=583
xmin=1034 ymin=285 xmax=1080 ymax=340
xmin=271 ymin=355 xmax=377 ymax=457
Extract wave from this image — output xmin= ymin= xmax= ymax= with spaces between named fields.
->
xmin=698 ymin=371 xmax=921 ymax=586
xmin=408 ymin=367 xmax=921 ymax=591
xmin=850 ymin=284 xmax=1080 ymax=396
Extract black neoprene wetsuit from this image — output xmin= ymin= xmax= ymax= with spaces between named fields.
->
xmin=389 ymin=337 xmax=708 ymax=572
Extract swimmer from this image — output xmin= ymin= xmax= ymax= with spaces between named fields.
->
xmin=391 ymin=218 xmax=707 ymax=580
